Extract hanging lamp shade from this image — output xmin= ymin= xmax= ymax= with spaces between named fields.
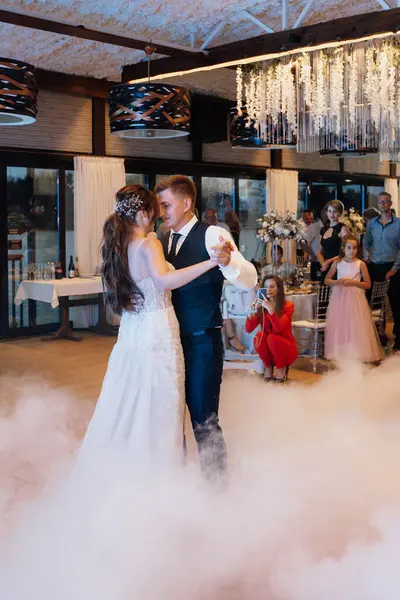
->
xmin=230 ymin=107 xmax=267 ymax=149
xmin=0 ymin=58 xmax=38 ymax=125
xmin=109 ymin=83 xmax=191 ymax=138
xmin=230 ymin=107 xmax=297 ymax=149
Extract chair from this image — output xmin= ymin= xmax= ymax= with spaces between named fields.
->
xmin=292 ymin=284 xmax=332 ymax=372
xmin=369 ymin=280 xmax=390 ymax=340
xmin=221 ymin=285 xmax=264 ymax=373
xmin=296 ymin=254 xmax=309 ymax=269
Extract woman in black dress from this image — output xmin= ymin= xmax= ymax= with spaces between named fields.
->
xmin=318 ymin=200 xmax=350 ymax=282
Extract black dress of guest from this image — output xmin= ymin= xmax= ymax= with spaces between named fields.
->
xmin=320 ymin=222 xmax=345 ymax=282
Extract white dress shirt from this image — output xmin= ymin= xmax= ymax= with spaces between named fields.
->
xmin=301 ymin=219 xmax=322 ymax=260
xmin=168 ymin=215 xmax=257 ymax=290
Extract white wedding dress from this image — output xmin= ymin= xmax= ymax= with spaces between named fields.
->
xmin=77 ymin=238 xmax=185 ymax=469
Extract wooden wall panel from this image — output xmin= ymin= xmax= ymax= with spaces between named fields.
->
xmin=0 ymin=90 xmax=92 ymax=153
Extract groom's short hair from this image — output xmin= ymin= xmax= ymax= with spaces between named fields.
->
xmin=155 ymin=175 xmax=196 ymax=208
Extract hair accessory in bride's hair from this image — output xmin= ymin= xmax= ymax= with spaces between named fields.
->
xmin=115 ymin=193 xmax=144 ymax=220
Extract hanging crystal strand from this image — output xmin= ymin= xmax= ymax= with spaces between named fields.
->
xmin=281 ymin=60 xmax=286 ymax=145
xmin=360 ymin=46 xmax=363 ymax=151
xmin=344 ymin=44 xmax=349 ymax=152
xmin=259 ymin=67 xmax=266 ymax=141
xmin=236 ymin=65 xmax=243 ymax=117
xmin=395 ymin=41 xmax=400 ymax=160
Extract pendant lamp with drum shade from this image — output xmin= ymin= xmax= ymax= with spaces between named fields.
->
xmin=230 ymin=106 xmax=297 ymax=149
xmin=0 ymin=57 xmax=38 ymax=125
xmin=230 ymin=106 xmax=266 ymax=149
xmin=109 ymin=45 xmax=191 ymax=139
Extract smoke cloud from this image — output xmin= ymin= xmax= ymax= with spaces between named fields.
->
xmin=1 ymin=357 xmax=400 ymax=599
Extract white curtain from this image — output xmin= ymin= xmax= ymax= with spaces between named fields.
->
xmin=266 ymin=168 xmax=298 ymax=214
xmin=266 ymin=169 xmax=299 ymax=264
xmin=74 ymin=156 xmax=126 ymax=276
xmin=384 ymin=178 xmax=399 ymax=216
xmin=72 ymin=156 xmax=125 ymax=328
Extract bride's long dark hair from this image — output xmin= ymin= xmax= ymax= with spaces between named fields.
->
xmin=101 ymin=184 xmax=158 ymax=315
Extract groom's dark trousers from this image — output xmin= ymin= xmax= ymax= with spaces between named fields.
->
xmin=160 ymin=221 xmax=227 ymax=477
xmin=181 ymin=328 xmax=227 ymax=476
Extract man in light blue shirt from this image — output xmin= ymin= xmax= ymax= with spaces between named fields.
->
xmin=364 ymin=192 xmax=400 ymax=351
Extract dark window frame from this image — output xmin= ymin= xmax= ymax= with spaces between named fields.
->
xmin=0 ymin=150 xmax=388 ymax=338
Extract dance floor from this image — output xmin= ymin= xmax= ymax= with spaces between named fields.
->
xmin=0 ymin=332 xmax=321 ymax=461
xmin=1 ymin=333 xmax=400 ymax=600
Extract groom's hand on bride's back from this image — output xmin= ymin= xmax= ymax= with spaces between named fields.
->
xmin=210 ymin=235 xmax=234 ymax=267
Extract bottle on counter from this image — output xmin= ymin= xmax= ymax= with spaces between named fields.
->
xmin=55 ymin=261 xmax=63 ymax=280
xmin=68 ymin=256 xmax=75 ymax=278
xmin=74 ymin=256 xmax=80 ymax=278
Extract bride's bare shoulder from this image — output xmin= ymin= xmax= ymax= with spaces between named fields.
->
xmin=141 ymin=236 xmax=164 ymax=258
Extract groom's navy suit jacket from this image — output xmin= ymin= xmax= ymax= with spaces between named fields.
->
xmin=160 ymin=221 xmax=224 ymax=337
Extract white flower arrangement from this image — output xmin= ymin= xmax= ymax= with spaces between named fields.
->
xmin=348 ymin=50 xmax=358 ymax=127
xmin=256 ymin=210 xmax=306 ymax=243
xmin=365 ymin=45 xmax=380 ymax=126
xmin=239 ymin=62 xmax=297 ymax=143
xmin=340 ymin=208 xmax=365 ymax=236
xmin=236 ymin=65 xmax=243 ymax=117
xmin=316 ymin=51 xmax=328 ymax=132
xmin=236 ymin=36 xmax=400 ymax=158
xmin=330 ymin=47 xmax=344 ymax=134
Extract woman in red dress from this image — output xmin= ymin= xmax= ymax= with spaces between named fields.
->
xmin=245 ymin=275 xmax=298 ymax=382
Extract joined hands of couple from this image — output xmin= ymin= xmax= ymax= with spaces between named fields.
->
xmin=209 ymin=235 xmax=235 ymax=267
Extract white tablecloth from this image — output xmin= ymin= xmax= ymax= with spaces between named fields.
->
xmin=286 ymin=292 xmax=317 ymax=321
xmin=286 ymin=292 xmax=317 ymax=349
xmin=14 ymin=277 xmax=103 ymax=309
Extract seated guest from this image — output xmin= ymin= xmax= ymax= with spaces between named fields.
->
xmin=261 ymin=245 xmax=296 ymax=279
xmin=245 ymin=275 xmax=298 ymax=382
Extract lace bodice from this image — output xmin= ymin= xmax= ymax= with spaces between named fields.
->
xmin=135 ymin=277 xmax=173 ymax=314
xmin=126 ymin=238 xmax=173 ymax=315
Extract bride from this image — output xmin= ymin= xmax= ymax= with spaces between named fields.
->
xmin=77 ymin=184 xmax=219 ymax=469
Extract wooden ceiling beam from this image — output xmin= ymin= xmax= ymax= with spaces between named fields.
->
xmin=36 ymin=69 xmax=113 ymax=99
xmin=0 ymin=9 xmax=197 ymax=58
xmin=123 ymin=7 xmax=400 ymax=81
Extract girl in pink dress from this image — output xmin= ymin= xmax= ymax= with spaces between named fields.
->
xmin=325 ymin=235 xmax=384 ymax=363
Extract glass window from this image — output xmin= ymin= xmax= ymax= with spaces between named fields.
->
xmin=309 ymin=183 xmax=338 ymax=221
xmin=7 ymin=167 xmax=59 ymax=329
xmin=366 ymin=185 xmax=384 ymax=210
xmin=342 ymin=184 xmax=362 ymax=212
xmin=298 ymin=182 xmax=308 ymax=217
xmin=66 ymin=170 xmax=74 ymax=266
xmin=201 ymin=177 xmax=235 ymax=222
xmin=126 ymin=173 xmax=145 ymax=186
xmin=238 ymin=179 xmax=266 ymax=261
xmin=155 ymin=174 xmax=193 ymax=187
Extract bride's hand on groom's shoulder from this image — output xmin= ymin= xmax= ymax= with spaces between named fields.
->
xmin=210 ymin=235 xmax=234 ymax=267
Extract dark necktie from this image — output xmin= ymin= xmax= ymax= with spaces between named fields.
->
xmin=168 ymin=232 xmax=182 ymax=260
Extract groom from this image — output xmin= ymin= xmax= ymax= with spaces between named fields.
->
xmin=155 ymin=175 xmax=257 ymax=478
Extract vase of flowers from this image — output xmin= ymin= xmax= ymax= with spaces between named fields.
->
xmin=257 ymin=210 xmax=306 ymax=280
xmin=340 ymin=208 xmax=364 ymax=238
xmin=257 ymin=209 xmax=306 ymax=243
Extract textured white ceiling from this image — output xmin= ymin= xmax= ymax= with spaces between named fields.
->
xmin=0 ymin=0 xmax=393 ymax=88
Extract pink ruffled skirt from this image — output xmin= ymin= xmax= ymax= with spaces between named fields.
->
xmin=325 ymin=286 xmax=384 ymax=363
